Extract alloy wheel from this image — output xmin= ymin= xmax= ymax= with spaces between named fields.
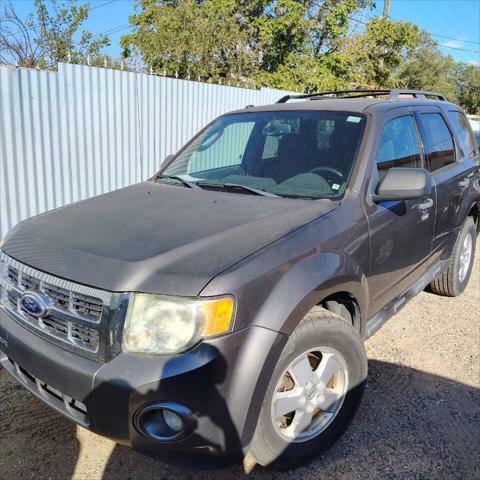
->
xmin=458 ymin=232 xmax=473 ymax=283
xmin=271 ymin=347 xmax=348 ymax=443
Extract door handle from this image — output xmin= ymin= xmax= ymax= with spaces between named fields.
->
xmin=458 ymin=178 xmax=469 ymax=188
xmin=418 ymin=198 xmax=434 ymax=213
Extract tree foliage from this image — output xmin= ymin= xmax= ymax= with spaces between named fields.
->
xmin=121 ymin=2 xmax=480 ymax=113
xmin=397 ymin=32 xmax=458 ymax=101
xmin=0 ymin=0 xmax=109 ymax=68
xmin=120 ymin=0 xmax=256 ymax=83
xmin=456 ymin=63 xmax=480 ymax=115
xmin=121 ymin=0 xmax=369 ymax=89
xmin=341 ymin=18 xmax=420 ymax=88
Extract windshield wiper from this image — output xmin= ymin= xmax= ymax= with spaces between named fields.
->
xmin=196 ymin=182 xmax=279 ymax=197
xmin=155 ymin=174 xmax=200 ymax=189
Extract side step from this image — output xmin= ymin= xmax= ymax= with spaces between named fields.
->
xmin=365 ymin=260 xmax=447 ymax=339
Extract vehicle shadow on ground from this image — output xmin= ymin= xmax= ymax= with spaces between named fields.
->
xmin=100 ymin=359 xmax=480 ymax=480
xmin=0 ymin=367 xmax=81 ymax=479
xmin=1 ymin=359 xmax=479 ymax=480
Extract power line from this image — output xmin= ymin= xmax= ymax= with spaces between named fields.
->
xmin=90 ymin=1 xmax=118 ymax=11
xmin=430 ymin=33 xmax=480 ymax=46
xmin=398 ymin=0 xmax=479 ymax=45
xmin=372 ymin=4 xmax=480 ymax=54
xmin=436 ymin=44 xmax=480 ymax=55
xmin=1 ymin=0 xmax=123 ymax=39
xmin=435 ymin=1 xmax=465 ymax=42
xmin=92 ymin=24 xmax=130 ymax=38
xmin=95 ymin=4 xmax=370 ymax=41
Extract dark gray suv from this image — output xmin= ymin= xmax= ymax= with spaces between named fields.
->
xmin=0 ymin=89 xmax=479 ymax=469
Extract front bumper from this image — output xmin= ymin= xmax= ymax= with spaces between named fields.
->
xmin=0 ymin=305 xmax=286 ymax=457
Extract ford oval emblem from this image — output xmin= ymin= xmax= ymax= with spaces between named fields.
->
xmin=20 ymin=291 xmax=51 ymax=318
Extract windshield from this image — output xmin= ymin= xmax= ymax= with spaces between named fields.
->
xmin=162 ymin=111 xmax=366 ymax=199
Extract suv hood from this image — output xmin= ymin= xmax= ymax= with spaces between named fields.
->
xmin=2 ymin=182 xmax=337 ymax=295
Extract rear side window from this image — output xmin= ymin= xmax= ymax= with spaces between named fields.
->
xmin=419 ymin=113 xmax=455 ymax=172
xmin=447 ymin=111 xmax=478 ymax=158
xmin=375 ymin=115 xmax=423 ymax=179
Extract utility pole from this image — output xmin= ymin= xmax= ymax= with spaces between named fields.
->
xmin=383 ymin=0 xmax=390 ymax=18
xmin=378 ymin=0 xmax=390 ymax=76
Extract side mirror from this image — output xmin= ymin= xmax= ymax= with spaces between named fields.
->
xmin=372 ymin=168 xmax=432 ymax=203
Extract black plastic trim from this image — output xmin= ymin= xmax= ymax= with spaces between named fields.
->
xmin=133 ymin=401 xmax=197 ymax=442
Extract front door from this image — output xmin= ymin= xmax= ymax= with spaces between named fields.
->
xmin=365 ymin=111 xmax=436 ymax=315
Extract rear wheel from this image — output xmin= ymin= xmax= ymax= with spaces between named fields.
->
xmin=429 ymin=217 xmax=476 ymax=297
xmin=249 ymin=307 xmax=367 ymax=469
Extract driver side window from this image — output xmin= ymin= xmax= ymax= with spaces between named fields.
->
xmin=376 ymin=115 xmax=423 ymax=180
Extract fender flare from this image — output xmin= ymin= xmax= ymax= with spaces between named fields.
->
xmin=250 ymin=250 xmax=369 ymax=336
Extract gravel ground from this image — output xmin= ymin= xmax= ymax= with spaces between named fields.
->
xmin=1 ymin=243 xmax=479 ymax=480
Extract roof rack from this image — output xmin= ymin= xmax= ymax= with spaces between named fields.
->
xmin=276 ymin=89 xmax=447 ymax=103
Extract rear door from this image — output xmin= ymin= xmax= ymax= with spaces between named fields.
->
xmin=415 ymin=108 xmax=477 ymax=259
xmin=365 ymin=110 xmax=436 ymax=314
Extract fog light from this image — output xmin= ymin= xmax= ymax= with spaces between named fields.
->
xmin=163 ymin=409 xmax=183 ymax=433
xmin=134 ymin=402 xmax=196 ymax=442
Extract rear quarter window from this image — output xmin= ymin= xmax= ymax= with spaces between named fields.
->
xmin=447 ymin=111 xmax=478 ymax=159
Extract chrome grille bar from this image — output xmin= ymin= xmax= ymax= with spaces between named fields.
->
xmin=0 ymin=251 xmax=114 ymax=305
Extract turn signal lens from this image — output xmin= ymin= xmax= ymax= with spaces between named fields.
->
xmin=201 ymin=297 xmax=235 ymax=337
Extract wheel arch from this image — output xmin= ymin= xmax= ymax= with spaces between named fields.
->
xmin=318 ymin=291 xmax=362 ymax=333
xmin=467 ymin=201 xmax=480 ymax=233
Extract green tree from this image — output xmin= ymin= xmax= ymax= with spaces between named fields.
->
xmin=396 ymin=32 xmax=457 ymax=102
xmin=121 ymin=0 xmax=256 ymax=83
xmin=0 ymin=0 xmax=110 ymax=68
xmin=342 ymin=17 xmax=420 ymax=88
xmin=121 ymin=0 xmax=370 ymax=88
xmin=239 ymin=0 xmax=366 ymax=81
xmin=455 ymin=63 xmax=480 ymax=115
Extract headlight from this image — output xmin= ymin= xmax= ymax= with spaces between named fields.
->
xmin=122 ymin=294 xmax=235 ymax=354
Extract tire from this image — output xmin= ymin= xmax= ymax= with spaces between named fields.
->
xmin=324 ymin=299 xmax=353 ymax=325
xmin=249 ymin=307 xmax=367 ymax=469
xmin=429 ymin=216 xmax=476 ymax=297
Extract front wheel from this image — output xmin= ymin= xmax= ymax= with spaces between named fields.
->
xmin=249 ymin=308 xmax=367 ymax=469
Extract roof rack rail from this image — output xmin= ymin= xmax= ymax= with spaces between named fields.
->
xmin=389 ymin=89 xmax=446 ymax=100
xmin=276 ymin=89 xmax=447 ymax=103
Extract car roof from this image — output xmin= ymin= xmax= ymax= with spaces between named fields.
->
xmin=227 ymin=98 xmax=461 ymax=116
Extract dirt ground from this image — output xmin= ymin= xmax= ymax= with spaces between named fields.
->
xmin=1 ymin=243 xmax=479 ymax=480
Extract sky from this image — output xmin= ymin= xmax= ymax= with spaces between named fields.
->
xmin=4 ymin=0 xmax=480 ymax=66
xmin=373 ymin=0 xmax=480 ymax=65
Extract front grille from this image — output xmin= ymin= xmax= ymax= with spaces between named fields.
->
xmin=8 ymin=266 xmax=103 ymax=321
xmin=5 ymin=266 xmax=101 ymax=352
xmin=0 ymin=252 xmax=129 ymax=361
xmin=6 ymin=298 xmax=99 ymax=351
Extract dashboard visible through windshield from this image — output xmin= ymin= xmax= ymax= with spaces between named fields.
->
xmin=161 ymin=111 xmax=366 ymax=199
